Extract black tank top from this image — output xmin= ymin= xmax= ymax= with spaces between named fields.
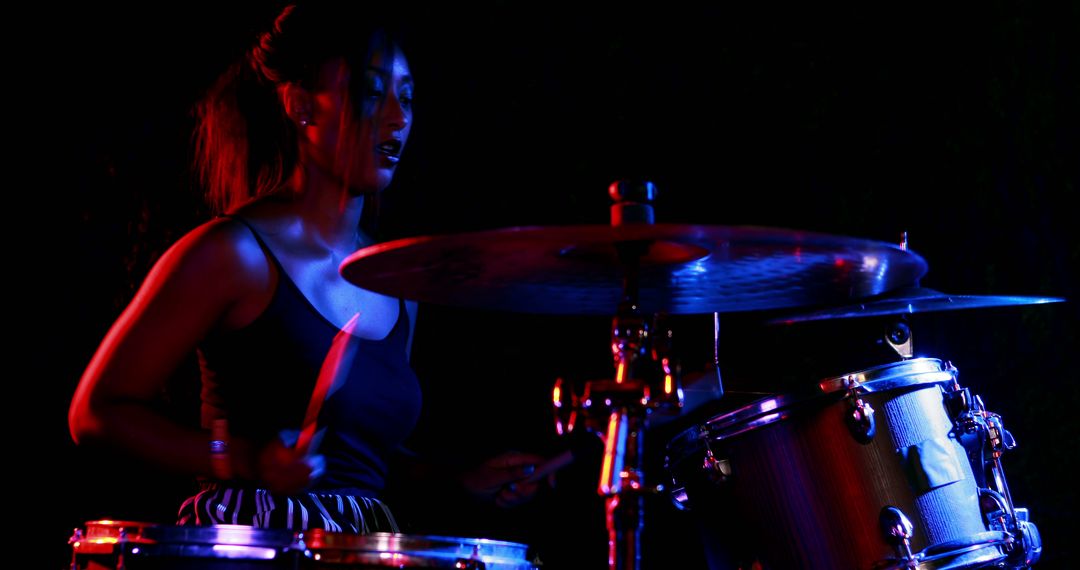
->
xmin=197 ymin=217 xmax=422 ymax=496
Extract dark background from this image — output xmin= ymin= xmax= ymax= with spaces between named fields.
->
xmin=37 ymin=1 xmax=1076 ymax=569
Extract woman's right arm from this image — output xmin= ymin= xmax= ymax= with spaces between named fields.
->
xmin=69 ymin=218 xmax=267 ymax=481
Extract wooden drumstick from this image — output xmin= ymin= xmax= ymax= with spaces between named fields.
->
xmin=524 ymin=449 xmax=575 ymax=483
xmin=525 ymin=430 xmax=607 ymax=483
xmin=297 ymin=313 xmax=361 ymax=455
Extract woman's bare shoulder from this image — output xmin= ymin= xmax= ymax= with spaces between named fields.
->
xmin=152 ymin=217 xmax=273 ymax=290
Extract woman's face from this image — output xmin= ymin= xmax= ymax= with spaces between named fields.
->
xmin=308 ymin=43 xmax=414 ymax=194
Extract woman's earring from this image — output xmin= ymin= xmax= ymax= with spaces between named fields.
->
xmin=298 ymin=113 xmax=314 ymax=127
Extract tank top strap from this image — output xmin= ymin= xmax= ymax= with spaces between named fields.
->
xmin=221 ymin=214 xmax=287 ymax=273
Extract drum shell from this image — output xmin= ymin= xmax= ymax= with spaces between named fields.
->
xmin=303 ymin=531 xmax=537 ymax=569
xmin=669 ymin=378 xmax=1001 ymax=569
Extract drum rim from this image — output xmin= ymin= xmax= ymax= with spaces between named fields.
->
xmin=304 ymin=529 xmax=531 ymax=550
xmin=667 ymin=357 xmax=954 ymax=458
xmin=139 ymin=524 xmax=302 ymax=547
xmin=817 ymin=357 xmax=954 ymax=394
xmin=83 ymin=518 xmax=158 ymax=527
xmin=875 ymin=530 xmax=1009 ymax=570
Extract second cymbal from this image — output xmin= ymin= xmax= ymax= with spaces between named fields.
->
xmin=340 ymin=224 xmax=928 ymax=315
xmin=766 ymin=286 xmax=1066 ymax=324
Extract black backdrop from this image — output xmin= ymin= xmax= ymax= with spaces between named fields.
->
xmin=39 ymin=2 xmax=1077 ymax=568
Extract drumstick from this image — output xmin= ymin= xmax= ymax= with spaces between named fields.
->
xmin=523 ymin=429 xmax=608 ymax=483
xmin=524 ymin=449 xmax=575 ymax=483
xmin=297 ymin=313 xmax=361 ymax=455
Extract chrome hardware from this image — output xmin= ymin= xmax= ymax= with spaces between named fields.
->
xmin=880 ymin=506 xmax=917 ymax=568
xmin=1012 ymin=508 xmax=1042 ymax=567
xmin=844 ymin=387 xmax=876 ymax=444
xmin=700 ymin=435 xmax=732 ymax=485
xmin=942 ymin=363 xmax=971 ymax=423
xmin=884 ymin=318 xmax=914 ymax=358
xmin=552 ymin=377 xmax=578 ymax=436
xmin=951 ymin=375 xmax=1040 ymax=569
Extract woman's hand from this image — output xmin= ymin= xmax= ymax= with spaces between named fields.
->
xmin=254 ymin=429 xmax=326 ymax=495
xmin=460 ymin=450 xmax=557 ymax=508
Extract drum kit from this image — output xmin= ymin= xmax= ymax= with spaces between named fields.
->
xmin=71 ymin=181 xmax=1061 ymax=569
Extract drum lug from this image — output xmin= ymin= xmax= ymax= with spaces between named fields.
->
xmin=702 ymin=449 xmax=732 ymax=484
xmin=700 ymin=429 xmax=732 ymax=484
xmin=840 ymin=376 xmax=876 ymax=443
xmin=844 ymin=390 xmax=876 ymax=444
xmin=879 ymin=506 xmax=918 ymax=567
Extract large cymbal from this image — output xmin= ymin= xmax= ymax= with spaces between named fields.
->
xmin=766 ymin=286 xmax=1065 ymax=324
xmin=340 ymin=224 xmax=928 ymax=315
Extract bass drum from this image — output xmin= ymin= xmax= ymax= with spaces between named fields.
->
xmin=303 ymin=530 xmax=537 ymax=569
xmin=665 ymin=358 xmax=1038 ymax=570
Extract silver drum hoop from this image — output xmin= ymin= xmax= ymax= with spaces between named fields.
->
xmin=304 ymin=531 xmax=537 ymax=569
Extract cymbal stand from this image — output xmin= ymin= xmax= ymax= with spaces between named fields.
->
xmin=592 ymin=182 xmax=682 ymax=570
xmin=552 ymin=294 xmax=683 ymax=569
xmin=549 ymin=181 xmax=684 ymax=569
xmin=602 ymin=269 xmax=648 ymax=570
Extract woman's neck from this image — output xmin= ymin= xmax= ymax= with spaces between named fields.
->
xmin=285 ymin=166 xmax=370 ymax=251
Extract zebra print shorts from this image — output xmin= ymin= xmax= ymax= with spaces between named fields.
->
xmin=176 ymin=482 xmax=400 ymax=533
